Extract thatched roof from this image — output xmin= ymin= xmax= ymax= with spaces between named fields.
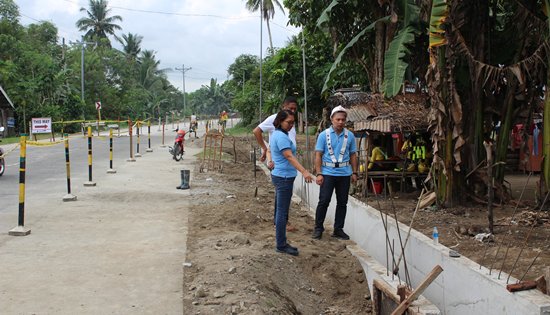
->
xmin=327 ymin=91 xmax=429 ymax=133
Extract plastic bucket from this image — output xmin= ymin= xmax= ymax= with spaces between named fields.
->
xmin=371 ymin=181 xmax=383 ymax=194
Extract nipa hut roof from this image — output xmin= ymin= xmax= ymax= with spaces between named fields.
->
xmin=327 ymin=91 xmax=429 ymax=133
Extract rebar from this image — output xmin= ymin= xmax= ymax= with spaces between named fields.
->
xmin=489 ymin=172 xmax=532 ymax=276
xmin=507 ymin=191 xmax=550 ymax=283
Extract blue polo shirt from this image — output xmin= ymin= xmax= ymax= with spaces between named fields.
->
xmin=270 ymin=129 xmax=297 ymax=178
xmin=316 ymin=127 xmax=357 ymax=176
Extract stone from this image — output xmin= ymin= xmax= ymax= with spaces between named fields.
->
xmin=213 ymin=291 xmax=226 ymax=298
xmin=228 ymin=267 xmax=237 ymax=274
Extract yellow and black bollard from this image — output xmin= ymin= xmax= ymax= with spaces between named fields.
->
xmin=127 ymin=118 xmax=136 ymax=162
xmin=84 ymin=126 xmax=96 ymax=186
xmin=9 ymin=134 xmax=31 ymax=236
xmin=62 ymin=134 xmax=77 ymax=201
xmin=135 ymin=121 xmax=142 ymax=157
xmin=146 ymin=120 xmax=153 ymax=152
xmin=160 ymin=121 xmax=166 ymax=147
xmin=107 ymin=129 xmax=117 ymax=173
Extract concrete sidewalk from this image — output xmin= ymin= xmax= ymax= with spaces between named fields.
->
xmin=0 ymin=142 xmax=198 ymax=314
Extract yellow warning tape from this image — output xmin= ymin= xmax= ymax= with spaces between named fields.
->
xmin=0 ymin=143 xmax=20 ymax=159
xmin=25 ymin=140 xmax=64 ymax=146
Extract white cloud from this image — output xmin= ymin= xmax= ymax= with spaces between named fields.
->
xmin=15 ymin=0 xmax=299 ymax=92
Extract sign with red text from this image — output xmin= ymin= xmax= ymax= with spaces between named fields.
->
xmin=31 ymin=117 xmax=52 ymax=134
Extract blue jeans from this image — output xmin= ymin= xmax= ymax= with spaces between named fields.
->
xmin=315 ymin=175 xmax=351 ymax=232
xmin=271 ymin=175 xmax=295 ymax=249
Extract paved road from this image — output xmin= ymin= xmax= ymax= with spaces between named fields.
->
xmin=0 ymin=121 xmax=222 ymax=314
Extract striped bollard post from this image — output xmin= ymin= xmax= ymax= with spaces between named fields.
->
xmin=160 ymin=121 xmax=166 ymax=147
xmin=146 ymin=120 xmax=153 ymax=152
xmin=84 ymin=126 xmax=96 ymax=186
xmin=135 ymin=121 xmax=142 ymax=157
xmin=9 ymin=134 xmax=31 ymax=236
xmin=107 ymin=129 xmax=117 ymax=173
xmin=62 ymin=134 xmax=77 ymax=201
xmin=127 ymin=118 xmax=136 ymax=162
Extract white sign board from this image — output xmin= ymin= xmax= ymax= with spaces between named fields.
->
xmin=95 ymin=101 xmax=101 ymax=110
xmin=31 ymin=117 xmax=52 ymax=134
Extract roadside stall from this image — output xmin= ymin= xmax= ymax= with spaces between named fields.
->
xmin=343 ymin=93 xmax=431 ymax=197
xmin=0 ymin=84 xmax=16 ymax=137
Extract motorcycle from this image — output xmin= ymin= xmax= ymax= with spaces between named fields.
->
xmin=0 ymin=126 xmax=5 ymax=176
xmin=168 ymin=129 xmax=185 ymax=161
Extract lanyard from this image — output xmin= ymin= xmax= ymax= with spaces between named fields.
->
xmin=326 ymin=128 xmax=348 ymax=164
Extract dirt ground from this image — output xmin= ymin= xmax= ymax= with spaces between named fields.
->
xmin=182 ymin=136 xmax=372 ymax=315
xmin=182 ymin=132 xmax=548 ymax=315
xmin=360 ymin=189 xmax=550 ymax=282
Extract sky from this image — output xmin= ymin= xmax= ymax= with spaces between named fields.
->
xmin=15 ymin=0 xmax=300 ymax=92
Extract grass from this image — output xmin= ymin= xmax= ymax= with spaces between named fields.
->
xmin=0 ymin=136 xmax=20 ymax=145
xmin=225 ymin=125 xmax=252 ymax=136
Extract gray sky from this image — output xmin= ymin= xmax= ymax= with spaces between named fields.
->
xmin=15 ymin=0 xmax=299 ymax=92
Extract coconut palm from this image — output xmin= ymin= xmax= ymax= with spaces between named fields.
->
xmin=117 ymin=32 xmax=143 ymax=61
xmin=76 ymin=0 xmax=122 ymax=46
xmin=244 ymin=0 xmax=284 ymax=53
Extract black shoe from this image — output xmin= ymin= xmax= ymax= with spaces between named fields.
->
xmin=285 ymin=243 xmax=297 ymax=251
xmin=332 ymin=229 xmax=350 ymax=240
xmin=276 ymin=244 xmax=299 ymax=256
xmin=312 ymin=230 xmax=323 ymax=240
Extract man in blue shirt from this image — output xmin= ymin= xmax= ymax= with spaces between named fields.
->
xmin=312 ymin=106 xmax=358 ymax=240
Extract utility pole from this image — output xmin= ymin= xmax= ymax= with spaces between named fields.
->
xmin=175 ymin=64 xmax=192 ymax=115
xmin=73 ymin=36 xmax=94 ymax=121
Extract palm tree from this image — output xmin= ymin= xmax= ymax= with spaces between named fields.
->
xmin=76 ymin=0 xmax=122 ymax=46
xmin=244 ymin=0 xmax=284 ymax=53
xmin=117 ymin=33 xmax=143 ymax=61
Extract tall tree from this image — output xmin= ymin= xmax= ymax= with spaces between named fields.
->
xmin=76 ymin=0 xmax=122 ymax=47
xmin=117 ymin=32 xmax=142 ymax=61
xmin=244 ymin=0 xmax=284 ymax=53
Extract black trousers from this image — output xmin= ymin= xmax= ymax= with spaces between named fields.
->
xmin=315 ymin=174 xmax=351 ymax=232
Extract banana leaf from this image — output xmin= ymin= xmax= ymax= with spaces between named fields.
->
xmin=322 ymin=16 xmax=391 ymax=93
xmin=316 ymin=0 xmax=340 ymax=29
xmin=382 ymin=26 xmax=415 ymax=98
xmin=397 ymin=0 xmax=420 ymax=26
xmin=429 ymin=0 xmax=448 ymax=48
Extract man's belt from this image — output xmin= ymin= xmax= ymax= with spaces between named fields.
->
xmin=322 ymin=161 xmax=350 ymax=168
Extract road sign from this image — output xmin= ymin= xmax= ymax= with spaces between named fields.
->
xmin=31 ymin=117 xmax=52 ymax=134
xmin=95 ymin=101 xmax=101 ymax=110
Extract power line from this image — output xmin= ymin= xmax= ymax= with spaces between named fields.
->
xmin=63 ymin=0 xmax=259 ymax=20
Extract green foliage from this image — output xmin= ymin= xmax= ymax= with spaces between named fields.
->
xmin=382 ymin=26 xmax=415 ymax=97
xmin=0 ymin=0 xmax=181 ymax=134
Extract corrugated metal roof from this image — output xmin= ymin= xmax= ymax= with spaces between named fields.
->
xmin=354 ymin=118 xmax=392 ymax=133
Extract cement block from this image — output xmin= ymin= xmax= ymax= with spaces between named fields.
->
xmin=9 ymin=225 xmax=31 ymax=236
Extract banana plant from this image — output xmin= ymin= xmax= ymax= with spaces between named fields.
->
xmin=320 ymin=16 xmax=391 ymax=93
xmin=382 ymin=0 xmax=421 ymax=98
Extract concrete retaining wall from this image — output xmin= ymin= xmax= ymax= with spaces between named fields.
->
xmin=292 ymin=174 xmax=550 ymax=315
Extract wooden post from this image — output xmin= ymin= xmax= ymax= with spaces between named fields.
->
xmin=484 ymin=140 xmax=494 ymax=233
xmin=391 ymin=265 xmax=443 ymax=315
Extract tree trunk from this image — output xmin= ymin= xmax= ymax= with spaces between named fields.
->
xmin=266 ymin=18 xmax=274 ymax=55
xmin=494 ymin=78 xmax=517 ymax=183
xmin=372 ymin=21 xmax=386 ymax=93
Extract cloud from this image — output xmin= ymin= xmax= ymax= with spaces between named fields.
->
xmin=16 ymin=0 xmax=299 ymax=92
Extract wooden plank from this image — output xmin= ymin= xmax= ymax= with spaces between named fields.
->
xmin=391 ymin=265 xmax=443 ymax=315
xmin=506 ymin=281 xmax=538 ymax=292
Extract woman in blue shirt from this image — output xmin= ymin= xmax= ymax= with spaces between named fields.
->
xmin=270 ymin=110 xmax=315 ymax=256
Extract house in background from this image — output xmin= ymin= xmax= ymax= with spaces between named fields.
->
xmin=0 ymin=85 xmax=15 ymax=137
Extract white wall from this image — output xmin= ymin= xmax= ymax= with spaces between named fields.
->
xmin=292 ymin=174 xmax=550 ymax=315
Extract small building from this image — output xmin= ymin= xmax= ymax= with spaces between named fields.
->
xmin=0 ymin=85 xmax=16 ymax=137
